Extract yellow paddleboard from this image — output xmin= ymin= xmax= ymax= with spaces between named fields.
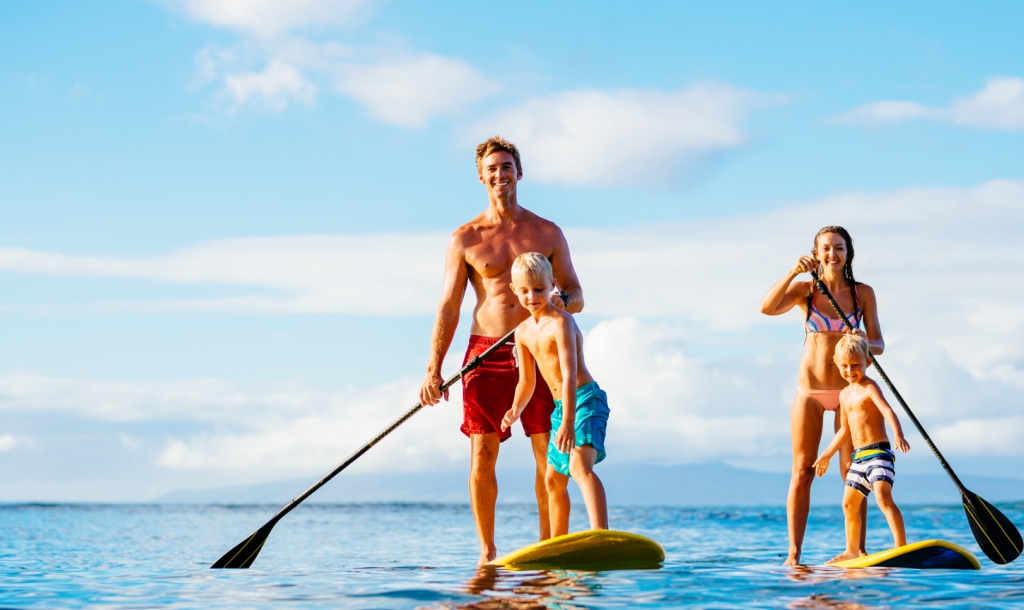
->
xmin=830 ymin=539 xmax=980 ymax=570
xmin=490 ymin=530 xmax=664 ymax=571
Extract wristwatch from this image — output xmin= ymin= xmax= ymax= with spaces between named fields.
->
xmin=560 ymin=291 xmax=570 ymax=307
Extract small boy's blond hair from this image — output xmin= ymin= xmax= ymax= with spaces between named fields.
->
xmin=511 ymin=252 xmax=553 ymax=284
xmin=835 ymin=334 xmax=871 ymax=363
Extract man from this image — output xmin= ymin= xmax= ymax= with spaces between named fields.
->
xmin=419 ymin=136 xmax=584 ymax=564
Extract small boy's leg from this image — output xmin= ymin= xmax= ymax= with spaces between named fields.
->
xmin=545 ymin=464 xmax=570 ymax=538
xmin=872 ymin=480 xmax=906 ymax=548
xmin=826 ymin=486 xmax=867 ymax=564
xmin=568 ymin=445 xmax=608 ymax=531
xmin=836 ymin=417 xmax=866 ymax=554
xmin=530 ymin=432 xmax=552 ymax=541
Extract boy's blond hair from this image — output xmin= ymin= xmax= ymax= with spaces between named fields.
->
xmin=511 ymin=252 xmax=553 ymax=284
xmin=476 ymin=135 xmax=522 ymax=174
xmin=835 ymin=334 xmax=871 ymax=363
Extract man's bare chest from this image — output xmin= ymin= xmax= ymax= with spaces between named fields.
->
xmin=465 ymin=234 xmax=553 ymax=279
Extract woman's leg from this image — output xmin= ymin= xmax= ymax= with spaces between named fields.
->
xmin=835 ymin=412 xmax=866 ymax=554
xmin=786 ymin=393 xmax=825 ymax=565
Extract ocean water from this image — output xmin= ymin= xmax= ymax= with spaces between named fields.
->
xmin=2 ymin=502 xmax=1023 ymax=608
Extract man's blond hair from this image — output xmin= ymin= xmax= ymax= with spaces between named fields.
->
xmin=511 ymin=252 xmax=553 ymax=284
xmin=834 ymin=334 xmax=871 ymax=363
xmin=476 ymin=135 xmax=522 ymax=174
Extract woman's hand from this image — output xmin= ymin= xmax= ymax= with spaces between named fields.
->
xmin=793 ymin=255 xmax=818 ymax=276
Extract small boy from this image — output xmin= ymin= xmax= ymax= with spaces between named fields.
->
xmin=814 ymin=334 xmax=911 ymax=563
xmin=501 ymin=252 xmax=609 ymax=537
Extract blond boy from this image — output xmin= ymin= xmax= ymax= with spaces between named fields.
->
xmin=501 ymin=252 xmax=609 ymax=536
xmin=814 ymin=334 xmax=910 ymax=563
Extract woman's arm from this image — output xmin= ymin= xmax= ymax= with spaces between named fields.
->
xmin=858 ymin=284 xmax=885 ymax=355
xmin=760 ymin=255 xmax=816 ymax=316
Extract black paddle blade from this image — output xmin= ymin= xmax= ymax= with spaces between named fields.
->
xmin=963 ymin=491 xmax=1022 ymax=565
xmin=211 ymin=524 xmax=274 ymax=569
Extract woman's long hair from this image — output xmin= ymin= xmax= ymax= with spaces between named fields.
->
xmin=806 ymin=225 xmax=858 ymax=321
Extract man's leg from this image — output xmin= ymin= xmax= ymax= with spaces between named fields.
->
xmin=545 ymin=464 xmax=571 ymax=538
xmin=568 ymin=445 xmax=608 ymax=530
xmin=530 ymin=432 xmax=552 ymax=540
xmin=470 ymin=432 xmax=501 ymax=564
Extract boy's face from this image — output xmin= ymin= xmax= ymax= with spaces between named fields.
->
xmin=834 ymin=352 xmax=867 ymax=384
xmin=510 ymin=271 xmax=554 ymax=313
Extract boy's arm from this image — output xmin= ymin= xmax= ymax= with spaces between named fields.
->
xmin=553 ymin=318 xmax=579 ymax=453
xmin=501 ymin=328 xmax=536 ymax=431
xmin=868 ymin=381 xmax=910 ymax=452
xmin=814 ymin=404 xmax=850 ymax=476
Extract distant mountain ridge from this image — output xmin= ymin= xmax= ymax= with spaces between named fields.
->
xmin=157 ymin=462 xmax=1024 ymax=506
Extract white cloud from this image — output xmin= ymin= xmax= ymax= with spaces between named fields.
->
xmin=833 ymin=77 xmax=1024 ymax=130
xmin=0 ymin=434 xmax=17 ymax=452
xmin=333 ymin=53 xmax=499 ymax=128
xmin=0 ymin=232 xmax=448 ymax=315
xmin=473 ymin=82 xmax=778 ymax=186
xmin=6 ymin=181 xmax=1024 ymax=467
xmin=175 ymin=0 xmax=368 ymax=39
xmin=223 ymin=60 xmax=316 ymax=111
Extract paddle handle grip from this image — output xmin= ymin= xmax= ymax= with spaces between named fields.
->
xmin=809 ymin=272 xmax=970 ymax=497
xmin=265 ymin=328 xmax=518 ymax=525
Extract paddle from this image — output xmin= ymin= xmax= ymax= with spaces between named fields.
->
xmin=810 ymin=271 xmax=1022 ymax=564
xmin=210 ymin=328 xmax=517 ymax=569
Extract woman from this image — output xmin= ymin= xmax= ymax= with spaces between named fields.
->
xmin=760 ymin=226 xmax=884 ymax=566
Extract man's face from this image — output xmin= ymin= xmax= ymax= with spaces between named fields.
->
xmin=478 ymin=151 xmax=521 ymax=198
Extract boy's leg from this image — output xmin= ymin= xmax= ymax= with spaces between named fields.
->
xmin=545 ymin=464 xmax=571 ymax=538
xmin=787 ymin=394 xmax=825 ymax=565
xmin=827 ymin=486 xmax=867 ymax=563
xmin=872 ymin=480 xmax=906 ymax=548
xmin=530 ymin=432 xmax=552 ymax=540
xmin=568 ymin=445 xmax=608 ymax=530
xmin=836 ymin=413 xmax=866 ymax=554
xmin=470 ymin=433 xmax=500 ymax=564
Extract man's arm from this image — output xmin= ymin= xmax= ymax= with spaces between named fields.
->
xmin=549 ymin=225 xmax=584 ymax=314
xmin=419 ymin=233 xmax=469 ymax=406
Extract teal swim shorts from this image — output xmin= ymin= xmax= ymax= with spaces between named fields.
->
xmin=547 ymin=381 xmax=609 ymax=477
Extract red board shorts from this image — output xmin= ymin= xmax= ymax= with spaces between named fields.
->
xmin=461 ymin=335 xmax=555 ymax=442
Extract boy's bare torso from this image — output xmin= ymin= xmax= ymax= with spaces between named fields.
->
xmin=840 ymin=379 xmax=890 ymax=448
xmin=516 ymin=311 xmax=594 ymax=401
xmin=456 ymin=211 xmax=563 ymax=337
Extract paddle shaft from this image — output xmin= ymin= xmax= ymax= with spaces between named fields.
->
xmin=809 ymin=272 xmax=971 ymax=497
xmin=259 ymin=328 xmax=517 ymax=530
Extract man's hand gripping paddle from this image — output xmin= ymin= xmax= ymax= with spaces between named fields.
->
xmin=811 ymin=271 xmax=1022 ymax=564
xmin=210 ymin=328 xmax=517 ymax=569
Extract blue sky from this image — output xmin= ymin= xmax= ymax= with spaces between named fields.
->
xmin=2 ymin=1 xmax=1024 ymax=501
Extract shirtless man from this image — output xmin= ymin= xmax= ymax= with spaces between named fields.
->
xmin=419 ymin=136 xmax=584 ymax=564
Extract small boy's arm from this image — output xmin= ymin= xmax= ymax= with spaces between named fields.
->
xmin=554 ymin=321 xmax=578 ymax=453
xmin=814 ymin=408 xmax=849 ymax=476
xmin=502 ymin=338 xmax=536 ymax=431
xmin=870 ymin=383 xmax=909 ymax=452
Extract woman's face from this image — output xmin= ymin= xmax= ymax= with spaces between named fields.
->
xmin=815 ymin=232 xmax=847 ymax=273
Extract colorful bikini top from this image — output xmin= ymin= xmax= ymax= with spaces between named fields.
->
xmin=805 ymin=284 xmax=862 ymax=333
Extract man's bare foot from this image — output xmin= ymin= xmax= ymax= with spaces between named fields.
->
xmin=825 ymin=550 xmax=865 ymax=564
xmin=477 ymin=547 xmax=497 ymax=566
xmin=783 ymin=552 xmax=800 ymax=566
